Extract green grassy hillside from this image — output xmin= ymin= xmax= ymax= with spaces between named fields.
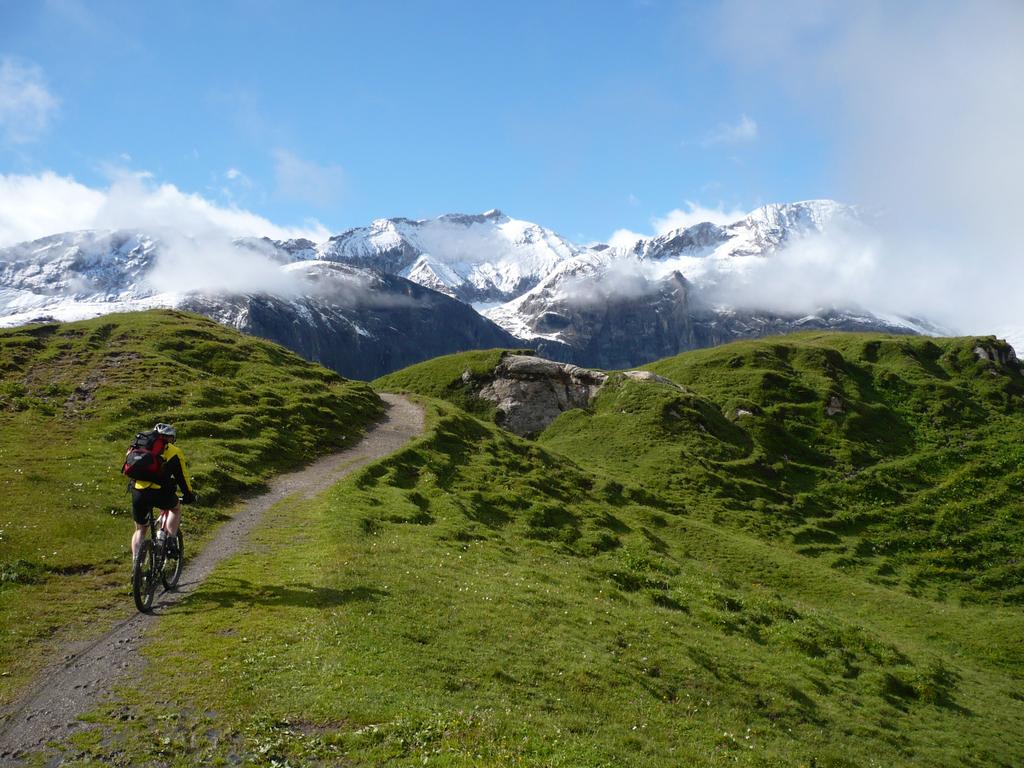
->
xmin=543 ymin=333 xmax=1024 ymax=606
xmin=0 ymin=310 xmax=383 ymax=705
xmin=11 ymin=330 xmax=1024 ymax=766
xmin=67 ymin=398 xmax=1024 ymax=767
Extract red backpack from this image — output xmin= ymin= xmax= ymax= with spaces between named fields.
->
xmin=122 ymin=430 xmax=168 ymax=482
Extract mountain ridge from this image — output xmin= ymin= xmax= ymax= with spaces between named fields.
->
xmin=0 ymin=200 xmax=974 ymax=378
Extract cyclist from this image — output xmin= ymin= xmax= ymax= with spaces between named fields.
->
xmin=130 ymin=423 xmax=196 ymax=565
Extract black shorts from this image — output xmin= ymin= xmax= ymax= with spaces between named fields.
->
xmin=131 ymin=487 xmax=180 ymax=524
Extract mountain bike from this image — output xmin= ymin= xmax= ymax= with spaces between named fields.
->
xmin=131 ymin=504 xmax=184 ymax=613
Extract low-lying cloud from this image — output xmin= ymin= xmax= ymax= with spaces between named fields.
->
xmin=608 ymin=201 xmax=749 ymax=249
xmin=143 ymin=235 xmax=303 ymax=297
xmin=0 ymin=170 xmax=329 ymax=247
xmin=561 ymin=256 xmax=665 ymax=308
xmin=409 ymin=214 xmax=575 ymax=268
xmin=594 ymin=2 xmax=1024 ymax=347
xmin=694 ymin=227 xmax=887 ymax=318
xmin=0 ymin=170 xmax=333 ymax=299
xmin=712 ymin=0 xmax=1024 ymax=341
xmin=0 ymin=172 xmax=105 ymax=244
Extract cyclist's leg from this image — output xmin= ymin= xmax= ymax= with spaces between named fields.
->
xmin=164 ymin=503 xmax=182 ymax=537
xmin=130 ymin=488 xmax=152 ymax=561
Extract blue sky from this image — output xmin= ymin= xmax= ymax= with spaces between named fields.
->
xmin=1 ymin=1 xmax=1022 ymax=340
xmin=0 ymin=0 xmax=835 ymax=241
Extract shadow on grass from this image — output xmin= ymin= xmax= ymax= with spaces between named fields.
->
xmin=165 ymin=577 xmax=388 ymax=614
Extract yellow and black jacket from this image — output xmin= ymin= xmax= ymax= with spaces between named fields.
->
xmin=133 ymin=443 xmax=194 ymax=498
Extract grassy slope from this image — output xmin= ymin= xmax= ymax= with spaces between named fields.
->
xmin=572 ymin=332 xmax=1024 ymax=605
xmin=61 ymin=399 xmax=1023 ymax=767
xmin=0 ymin=310 xmax=383 ymax=706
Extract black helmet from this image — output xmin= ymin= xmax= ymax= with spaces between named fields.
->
xmin=154 ymin=423 xmax=176 ymax=438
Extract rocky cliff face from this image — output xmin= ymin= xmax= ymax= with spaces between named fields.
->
xmin=478 ymin=355 xmax=609 ymax=436
xmin=972 ymin=339 xmax=1019 ymax=369
xmin=509 ymin=269 xmax=919 ymax=370
xmin=180 ymin=263 xmax=520 ymax=381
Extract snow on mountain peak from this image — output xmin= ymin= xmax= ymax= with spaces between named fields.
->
xmin=316 ymin=209 xmax=581 ymax=303
xmin=0 ymin=200 xmax=919 ymax=350
xmin=739 ymin=199 xmax=852 ymax=237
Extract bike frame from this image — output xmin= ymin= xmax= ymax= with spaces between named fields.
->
xmin=150 ymin=508 xmax=172 ymax=541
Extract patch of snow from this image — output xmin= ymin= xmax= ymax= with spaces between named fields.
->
xmin=349 ymin=320 xmax=373 ymax=338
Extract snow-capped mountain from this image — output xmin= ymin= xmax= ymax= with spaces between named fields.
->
xmin=317 ymin=209 xmax=581 ymax=303
xmin=0 ymin=230 xmax=519 ymax=379
xmin=0 ymin=200 xmax=950 ymax=377
xmin=0 ymin=231 xmax=162 ymax=324
xmin=625 ymin=200 xmax=854 ymax=262
xmin=481 ymin=199 xmax=931 ymax=358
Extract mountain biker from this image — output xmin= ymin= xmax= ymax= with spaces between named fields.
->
xmin=130 ymin=423 xmax=196 ymax=565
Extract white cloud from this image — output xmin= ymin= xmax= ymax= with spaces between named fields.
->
xmin=273 ymin=149 xmax=344 ymax=207
xmin=607 ymin=228 xmax=648 ymax=249
xmin=0 ymin=170 xmax=336 ymax=300
xmin=224 ymin=167 xmax=253 ymax=188
xmin=142 ymin=231 xmax=301 ymax=297
xmin=0 ymin=57 xmax=59 ymax=144
xmin=701 ymin=114 xmax=758 ymax=146
xmin=0 ymin=170 xmax=328 ymax=247
xmin=700 ymin=225 xmax=885 ymax=316
xmin=715 ymin=0 xmax=1024 ymax=337
xmin=606 ymin=202 xmax=749 ymax=247
xmin=652 ymin=202 xmax=749 ymax=232
xmin=0 ymin=172 xmax=104 ymax=244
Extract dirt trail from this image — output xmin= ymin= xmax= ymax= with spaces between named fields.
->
xmin=0 ymin=393 xmax=424 ymax=764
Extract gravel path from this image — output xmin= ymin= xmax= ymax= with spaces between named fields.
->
xmin=0 ymin=393 xmax=424 ymax=764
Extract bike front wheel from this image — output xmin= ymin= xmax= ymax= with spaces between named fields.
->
xmin=161 ymin=530 xmax=184 ymax=590
xmin=132 ymin=540 xmax=155 ymax=613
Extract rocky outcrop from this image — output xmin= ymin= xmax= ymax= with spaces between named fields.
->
xmin=825 ymin=395 xmax=846 ymax=416
xmin=473 ymin=353 xmax=680 ymax=437
xmin=621 ymin=370 xmax=681 ymax=388
xmin=973 ymin=340 xmax=1018 ymax=368
xmin=478 ymin=355 xmax=606 ymax=436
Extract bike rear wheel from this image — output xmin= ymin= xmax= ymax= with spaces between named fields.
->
xmin=132 ymin=540 xmax=155 ymax=613
xmin=161 ymin=530 xmax=184 ymax=589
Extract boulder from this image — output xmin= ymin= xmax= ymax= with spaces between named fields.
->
xmin=621 ymin=370 xmax=684 ymax=389
xmin=973 ymin=341 xmax=1018 ymax=368
xmin=479 ymin=355 xmax=608 ymax=436
xmin=826 ymin=395 xmax=845 ymax=416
